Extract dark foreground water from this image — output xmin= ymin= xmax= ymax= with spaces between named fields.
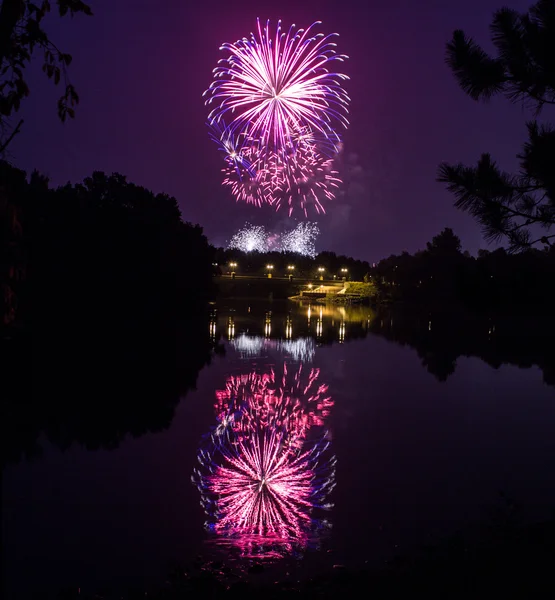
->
xmin=3 ymin=300 xmax=555 ymax=598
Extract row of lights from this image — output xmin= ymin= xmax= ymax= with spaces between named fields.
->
xmin=214 ymin=313 xmax=348 ymax=342
xmin=227 ymin=263 xmax=349 ymax=274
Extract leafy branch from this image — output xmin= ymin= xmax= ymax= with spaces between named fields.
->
xmin=0 ymin=0 xmax=92 ymax=152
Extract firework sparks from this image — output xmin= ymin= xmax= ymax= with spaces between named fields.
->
xmin=227 ymin=223 xmax=269 ymax=253
xmin=206 ymin=20 xmax=349 ymax=148
xmin=279 ymin=222 xmax=319 ymax=257
xmin=268 ymin=140 xmax=341 ymax=217
xmin=226 ymin=221 xmax=319 ymax=256
xmin=193 ymin=364 xmax=335 ymax=559
xmin=205 ymin=20 xmax=350 ymax=215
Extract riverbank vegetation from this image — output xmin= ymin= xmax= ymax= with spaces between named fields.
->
xmin=368 ymin=228 xmax=555 ymax=314
xmin=0 ymin=161 xmax=218 ymax=464
xmin=213 ymin=247 xmax=371 ymax=281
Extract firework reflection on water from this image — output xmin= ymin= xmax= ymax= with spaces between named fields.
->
xmin=192 ymin=364 xmax=335 ymax=560
xmin=231 ymin=334 xmax=316 ymax=363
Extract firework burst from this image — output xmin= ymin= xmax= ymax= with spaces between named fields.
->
xmin=206 ymin=20 xmax=349 ymax=149
xmin=226 ymin=221 xmax=320 ymax=256
xmin=205 ymin=19 xmax=349 ymax=216
xmin=227 ymin=223 xmax=269 ymax=252
xmin=279 ymin=222 xmax=319 ymax=257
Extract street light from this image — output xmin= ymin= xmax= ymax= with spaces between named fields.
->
xmin=266 ymin=264 xmax=274 ymax=279
xmin=287 ymin=265 xmax=295 ymax=281
xmin=340 ymin=267 xmax=348 ymax=280
xmin=317 ymin=266 xmax=325 ymax=281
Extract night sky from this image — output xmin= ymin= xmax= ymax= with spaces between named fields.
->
xmin=11 ymin=0 xmax=533 ymax=261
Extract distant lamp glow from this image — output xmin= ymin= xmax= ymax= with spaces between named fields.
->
xmin=287 ymin=265 xmax=295 ymax=270
xmin=227 ymin=316 xmax=235 ymax=340
xmin=339 ymin=320 xmax=345 ymax=343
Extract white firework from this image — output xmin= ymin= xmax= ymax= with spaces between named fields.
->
xmin=279 ymin=222 xmax=319 ymax=258
xmin=231 ymin=334 xmax=316 ymax=363
xmin=227 ymin=224 xmax=268 ymax=252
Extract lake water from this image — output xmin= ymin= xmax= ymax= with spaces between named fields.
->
xmin=3 ymin=300 xmax=555 ymax=598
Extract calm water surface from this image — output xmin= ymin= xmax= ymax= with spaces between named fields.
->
xmin=4 ymin=300 xmax=555 ymax=598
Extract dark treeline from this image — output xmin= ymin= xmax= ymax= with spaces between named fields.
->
xmin=214 ymin=247 xmax=371 ymax=280
xmin=369 ymin=228 xmax=555 ymax=314
xmin=369 ymin=308 xmax=554 ymax=387
xmin=0 ymin=161 xmax=218 ymax=464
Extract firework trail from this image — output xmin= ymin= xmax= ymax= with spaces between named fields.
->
xmin=206 ymin=20 xmax=349 ymax=148
xmin=193 ymin=364 xmax=335 ymax=559
xmin=205 ymin=19 xmax=350 ymax=216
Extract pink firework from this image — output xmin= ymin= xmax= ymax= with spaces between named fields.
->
xmin=205 ymin=20 xmax=349 ymax=150
xmin=221 ymin=146 xmax=270 ymax=207
xmin=205 ymin=19 xmax=349 ymax=216
xmin=267 ymin=140 xmax=341 ymax=216
xmin=214 ymin=364 xmax=333 ymax=438
xmin=208 ymin=427 xmax=315 ymax=551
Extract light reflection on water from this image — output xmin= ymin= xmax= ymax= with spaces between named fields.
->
xmin=211 ymin=300 xmax=375 ymax=348
xmin=197 ymin=300 xmax=372 ymax=562
xmin=198 ymin=299 xmax=555 ymax=565
xmin=4 ymin=299 xmax=555 ymax=598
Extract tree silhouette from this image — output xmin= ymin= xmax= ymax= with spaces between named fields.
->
xmin=438 ymin=0 xmax=555 ymax=251
xmin=0 ymin=0 xmax=92 ymax=153
xmin=0 ymin=161 xmax=218 ymax=464
xmin=369 ymin=227 xmax=555 ymax=311
xmin=426 ymin=227 xmax=462 ymax=256
xmin=0 ymin=1 xmax=93 ymax=325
